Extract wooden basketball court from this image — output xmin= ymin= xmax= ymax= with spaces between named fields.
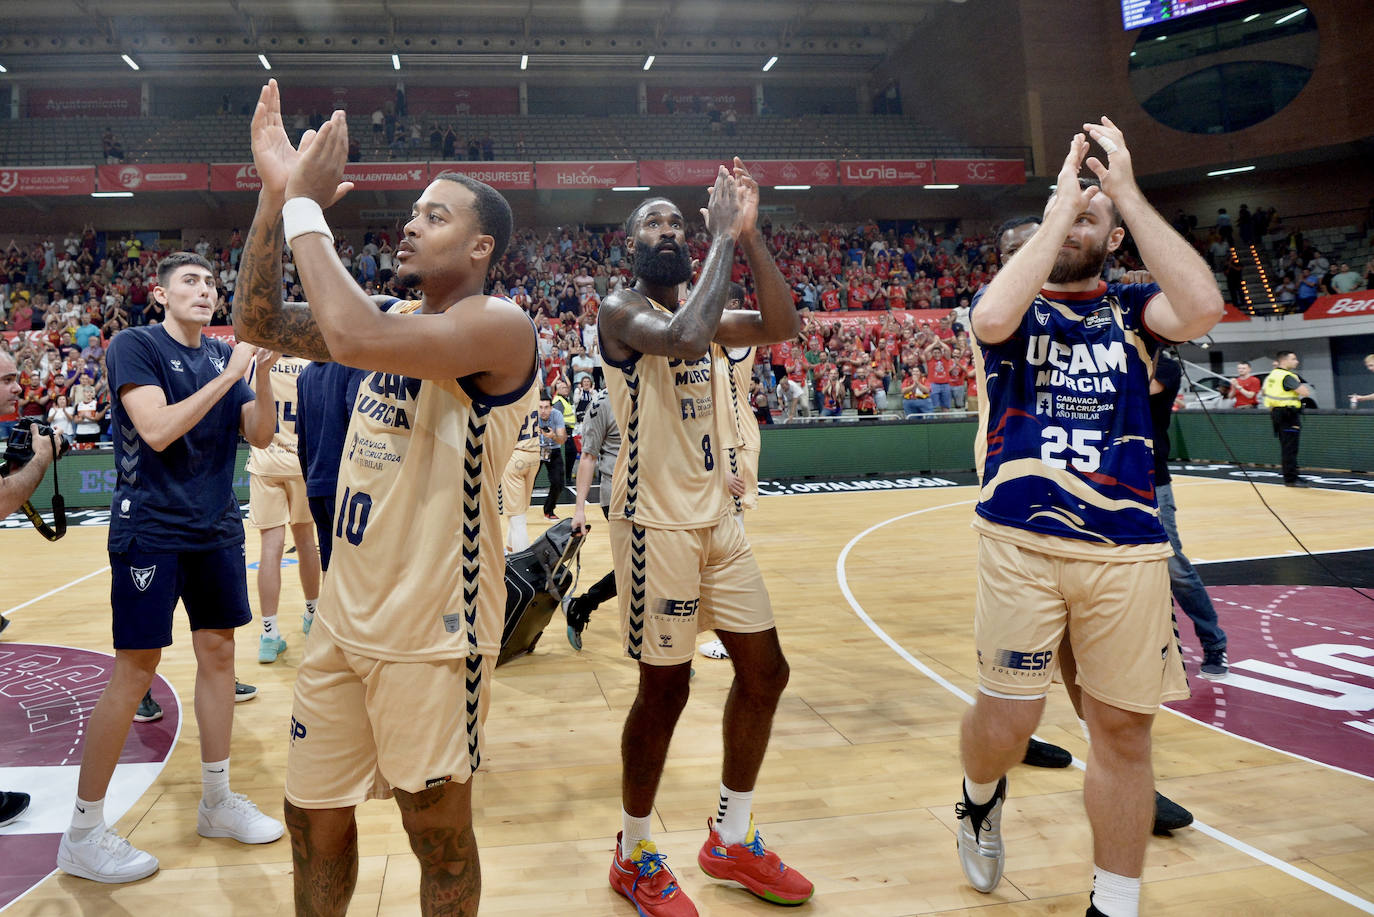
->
xmin=3 ymin=474 xmax=1373 ymax=915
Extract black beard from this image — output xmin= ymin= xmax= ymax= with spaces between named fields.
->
xmin=1047 ymin=236 xmax=1110 ymax=285
xmin=633 ymin=243 xmax=693 ymax=287
xmin=397 ymin=269 xmax=424 ymax=290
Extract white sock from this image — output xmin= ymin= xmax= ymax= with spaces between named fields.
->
xmin=1079 ymin=717 xmax=1092 ymax=742
xmin=508 ymin=515 xmax=529 ymax=552
xmin=714 ymin=783 xmax=754 ymax=845
xmin=963 ymin=776 xmax=1000 ymax=806
xmin=1092 ymin=866 xmax=1141 ymax=917
xmin=202 ymin=757 xmax=231 ymax=807
xmin=304 ymin=599 xmax=317 ymax=621
xmin=262 ymin=615 xmax=278 ymax=638
xmin=621 ymin=810 xmax=652 ymax=859
xmin=69 ymin=795 xmax=104 ymax=838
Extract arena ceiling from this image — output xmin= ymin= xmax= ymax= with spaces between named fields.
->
xmin=0 ymin=0 xmax=952 ymax=83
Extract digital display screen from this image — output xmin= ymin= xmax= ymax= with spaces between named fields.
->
xmin=1121 ymin=0 xmax=1251 ymax=30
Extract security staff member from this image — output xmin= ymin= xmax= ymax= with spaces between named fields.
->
xmin=1263 ymin=350 xmax=1310 ymax=487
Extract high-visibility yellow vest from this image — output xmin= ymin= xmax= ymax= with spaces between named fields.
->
xmin=1263 ymin=368 xmax=1301 ymax=409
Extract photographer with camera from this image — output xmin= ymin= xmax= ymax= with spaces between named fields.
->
xmin=0 ymin=348 xmax=68 ymax=829
xmin=537 ymin=391 xmax=568 ymax=520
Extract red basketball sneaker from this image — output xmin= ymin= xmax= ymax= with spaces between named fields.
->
xmin=697 ymin=817 xmax=814 ymax=906
xmin=609 ymin=833 xmax=699 ymax=916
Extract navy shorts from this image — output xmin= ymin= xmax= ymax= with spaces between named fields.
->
xmin=308 ymin=495 xmax=336 ymax=571
xmin=109 ymin=543 xmax=253 ymax=650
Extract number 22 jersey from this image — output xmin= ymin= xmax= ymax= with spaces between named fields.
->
xmin=970 ymin=281 xmax=1171 ymax=559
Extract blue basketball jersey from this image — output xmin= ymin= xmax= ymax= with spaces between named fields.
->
xmin=971 ymin=281 xmax=1167 ymax=548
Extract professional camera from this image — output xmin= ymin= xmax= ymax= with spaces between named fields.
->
xmin=1 ymin=418 xmax=69 ymax=541
xmin=3 ymin=418 xmax=70 ymax=473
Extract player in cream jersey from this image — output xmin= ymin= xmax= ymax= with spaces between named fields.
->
xmin=245 ymin=355 xmax=320 ymax=663
xmin=714 ymin=284 xmax=761 ymax=518
xmin=499 ymin=383 xmax=543 ymax=551
xmin=599 ymin=161 xmax=812 ymax=916
xmin=233 ymin=79 xmax=534 ymax=916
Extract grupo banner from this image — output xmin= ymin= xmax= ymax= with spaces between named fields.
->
xmin=0 ymin=166 xmax=95 ymax=197
xmin=427 ymin=161 xmax=534 ymax=189
xmin=534 ymin=161 xmax=639 ymax=189
xmin=839 ymin=159 xmax=934 ymax=186
xmin=210 ymin=163 xmax=262 ymax=192
xmin=931 ymin=159 xmax=1027 ymax=185
xmin=97 ymin=163 xmax=208 ymax=192
xmin=1302 ymin=290 xmax=1374 ymax=320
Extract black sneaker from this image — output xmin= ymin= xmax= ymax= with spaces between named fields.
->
xmin=234 ymin=679 xmax=258 ymax=703
xmin=0 ymin=614 xmax=10 ymax=636
xmin=1086 ymin=892 xmax=1107 ymax=916
xmin=564 ymin=594 xmax=590 ymax=651
xmin=1152 ymin=791 xmax=1194 ymax=835
xmin=1200 ymin=648 xmax=1228 ymax=680
xmin=1022 ymin=737 xmax=1072 ymax=768
xmin=0 ymin=791 xmax=31 ymax=827
xmin=133 ymin=690 xmax=163 ymax=723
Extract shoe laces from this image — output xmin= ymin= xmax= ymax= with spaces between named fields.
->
xmin=214 ymin=792 xmax=260 ymax=815
xmin=744 ymin=830 xmax=767 ymax=858
xmin=95 ymin=828 xmax=134 ymax=856
xmin=954 ymin=800 xmax=993 ymax=833
xmin=631 ymin=847 xmax=679 ymax=898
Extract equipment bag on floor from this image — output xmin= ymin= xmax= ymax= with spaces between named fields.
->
xmin=498 ymin=518 xmax=586 ymax=666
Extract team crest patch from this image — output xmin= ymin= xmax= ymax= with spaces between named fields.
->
xmin=131 ymin=565 xmax=157 ymax=592
xmin=1034 ymin=306 xmax=1050 ymax=326
xmin=210 ymin=356 xmax=226 ymax=373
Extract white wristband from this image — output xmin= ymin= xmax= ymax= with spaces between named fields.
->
xmin=282 ymin=197 xmax=334 ymax=246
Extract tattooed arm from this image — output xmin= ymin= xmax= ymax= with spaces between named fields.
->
xmin=599 ymin=167 xmax=741 ymax=363
xmin=233 ymin=78 xmax=361 ymax=360
xmin=232 ymin=192 xmax=334 ymax=360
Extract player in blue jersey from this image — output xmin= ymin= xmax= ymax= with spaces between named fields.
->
xmin=955 ymin=120 xmax=1223 ymax=917
xmin=57 ymin=252 xmax=286 ymax=884
xmin=293 ymin=359 xmax=366 ymax=633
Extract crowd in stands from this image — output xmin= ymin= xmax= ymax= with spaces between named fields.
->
xmin=0 ymin=212 xmax=1161 ymax=445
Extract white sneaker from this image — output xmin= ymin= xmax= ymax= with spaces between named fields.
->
xmin=700 ymin=639 xmax=730 ymax=659
xmin=197 ymin=792 xmax=284 ymax=844
xmin=56 ymin=826 xmax=159 ymax=883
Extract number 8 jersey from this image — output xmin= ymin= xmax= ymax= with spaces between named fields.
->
xmin=601 ymin=296 xmax=730 ymax=530
xmin=970 ymin=281 xmax=1170 ymax=557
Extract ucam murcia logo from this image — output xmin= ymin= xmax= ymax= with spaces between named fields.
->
xmin=210 ymin=355 xmax=226 ymax=373
xmin=1035 ymin=306 xmax=1050 ymax=326
xmin=131 ymin=565 xmax=156 ymax=591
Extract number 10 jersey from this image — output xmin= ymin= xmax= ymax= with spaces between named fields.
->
xmin=970 ymin=281 xmax=1170 ymax=557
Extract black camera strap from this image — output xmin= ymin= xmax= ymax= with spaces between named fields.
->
xmin=0 ymin=429 xmax=67 ymax=541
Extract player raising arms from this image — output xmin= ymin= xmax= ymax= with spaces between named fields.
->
xmin=599 ymin=161 xmax=812 ymax=916
xmin=955 ymin=120 xmax=1223 ymax=917
xmin=233 ymin=80 xmax=536 ymax=917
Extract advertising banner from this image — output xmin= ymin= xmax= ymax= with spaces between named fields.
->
xmin=427 ymin=161 xmax=534 ymax=189
xmin=0 ymin=166 xmax=95 ymax=197
xmin=839 ymin=159 xmax=934 ymax=186
xmin=210 ymin=163 xmax=262 ymax=192
xmin=932 ymin=159 xmax=1027 ymax=185
xmin=27 ymin=88 xmax=140 ymax=118
xmin=97 ymin=163 xmax=208 ymax=192
xmin=646 ymin=87 xmax=751 ymax=114
xmin=534 ymin=161 xmax=639 ymax=190
xmin=1302 ymin=290 xmax=1374 ymax=320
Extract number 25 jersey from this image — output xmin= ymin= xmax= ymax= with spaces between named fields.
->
xmin=601 ymin=296 xmax=729 ymax=530
xmin=971 ymin=281 xmax=1170 ymax=556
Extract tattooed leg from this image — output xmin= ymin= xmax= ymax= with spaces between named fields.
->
xmin=285 ymin=799 xmax=359 ymax=917
xmin=394 ymin=780 xmax=481 ymax=917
